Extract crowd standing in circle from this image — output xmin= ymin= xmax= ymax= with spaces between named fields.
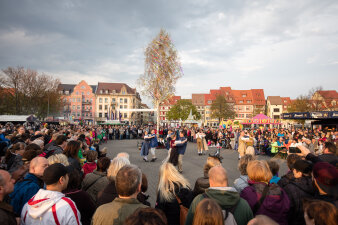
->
xmin=0 ymin=122 xmax=337 ymax=225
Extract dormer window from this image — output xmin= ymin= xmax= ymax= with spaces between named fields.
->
xmin=242 ymin=94 xmax=247 ymax=97
xmin=105 ymin=90 xmax=109 ymax=94
xmin=100 ymin=90 xmax=103 ymax=94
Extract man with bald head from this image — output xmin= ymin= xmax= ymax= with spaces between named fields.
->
xmin=0 ymin=170 xmax=17 ymax=225
xmin=185 ymin=166 xmax=253 ymax=225
xmin=10 ymin=157 xmax=48 ymax=215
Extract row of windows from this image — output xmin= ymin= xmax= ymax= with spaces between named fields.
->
xmin=99 ymin=98 xmax=134 ymax=104
xmin=98 ymin=113 xmax=128 ymax=118
xmin=64 ymin=98 xmax=93 ymax=103
xmin=66 ymin=113 xmax=92 ymax=117
xmin=236 ymin=114 xmax=252 ymax=118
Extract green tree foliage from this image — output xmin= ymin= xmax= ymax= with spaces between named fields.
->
xmin=138 ymin=29 xmax=183 ymax=133
xmin=210 ymin=95 xmax=235 ymax=122
xmin=167 ymin=99 xmax=201 ymax=121
xmin=0 ymin=66 xmax=62 ymax=118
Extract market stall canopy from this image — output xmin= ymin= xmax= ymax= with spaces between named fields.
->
xmin=0 ymin=115 xmax=35 ymax=122
xmin=241 ymin=114 xmax=281 ymax=125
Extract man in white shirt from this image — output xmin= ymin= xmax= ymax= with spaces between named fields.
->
xmin=21 ymin=163 xmax=81 ymax=225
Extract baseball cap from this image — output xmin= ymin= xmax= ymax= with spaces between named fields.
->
xmin=42 ymin=163 xmax=71 ymax=185
xmin=313 ymin=162 xmax=338 ymax=197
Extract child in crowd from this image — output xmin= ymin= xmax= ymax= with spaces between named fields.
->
xmin=82 ymin=150 xmax=98 ymax=177
xmin=267 ymin=160 xmax=280 ymax=184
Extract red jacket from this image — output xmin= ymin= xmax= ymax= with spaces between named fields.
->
xmin=82 ymin=162 xmax=97 ymax=177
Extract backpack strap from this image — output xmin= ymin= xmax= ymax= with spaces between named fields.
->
xmin=202 ymin=192 xmax=239 ymax=219
xmin=252 ymin=185 xmax=270 ymax=214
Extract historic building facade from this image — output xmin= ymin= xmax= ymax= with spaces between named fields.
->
xmin=95 ymin=82 xmax=142 ymax=125
xmin=59 ymin=80 xmax=97 ymax=124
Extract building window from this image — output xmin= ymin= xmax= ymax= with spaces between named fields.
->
xmin=247 ymin=100 xmax=251 ymax=103
xmin=77 ymin=106 xmax=80 ymax=110
xmin=100 ymin=90 xmax=103 ymax=94
xmin=104 ymin=105 xmax=108 ymax=110
xmin=105 ymin=90 xmax=109 ymax=94
xmin=120 ymin=98 xmax=123 ymax=103
xmin=90 ymin=106 xmax=92 ymax=110
xmin=81 ymin=86 xmax=85 ymax=89
xmin=112 ymin=98 xmax=115 ymax=102
xmin=239 ymin=100 xmax=243 ymax=103
xmin=208 ymin=100 xmax=212 ymax=104
xmin=76 ymin=91 xmax=79 ymax=95
xmin=99 ymin=98 xmax=102 ymax=103
xmin=65 ymin=91 xmax=69 ymax=94
xmin=124 ymin=98 xmax=128 ymax=103
xmin=122 ymin=91 xmax=126 ymax=94
xmin=87 ymin=92 xmax=90 ymax=95
xmin=246 ymin=114 xmax=252 ymax=118
xmin=105 ymin=113 xmax=108 ymax=118
xmin=274 ymin=115 xmax=280 ymax=119
xmin=124 ymin=105 xmax=127 ymax=109
xmin=124 ymin=113 xmax=127 ymax=118
xmin=81 ymin=92 xmax=84 ymax=95
xmin=99 ymin=113 xmax=102 ymax=117
xmin=77 ymin=113 xmax=80 ymax=117
xmin=99 ymin=105 xmax=102 ymax=110
xmin=242 ymin=94 xmax=246 ymax=97
xmin=273 ymin=108 xmax=280 ymax=112
xmin=120 ymin=105 xmax=123 ymax=109
xmin=72 ymin=105 xmax=75 ymax=110
xmin=246 ymin=106 xmax=250 ymax=111
xmin=105 ymin=98 xmax=108 ymax=103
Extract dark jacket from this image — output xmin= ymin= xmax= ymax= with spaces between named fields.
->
xmin=82 ymin=170 xmax=109 ymax=203
xmin=185 ymin=187 xmax=253 ymax=225
xmin=10 ymin=173 xmax=44 ymax=215
xmin=6 ymin=153 xmax=23 ymax=173
xmin=64 ymin=189 xmax=96 ymax=225
xmin=0 ymin=201 xmax=17 ymax=225
xmin=96 ymin=180 xmax=118 ymax=207
xmin=283 ymin=176 xmax=315 ymax=225
xmin=176 ymin=137 xmax=187 ymax=155
xmin=240 ymin=182 xmax=290 ymax=225
xmin=318 ymin=154 xmax=338 ymax=167
xmin=68 ymin=157 xmax=82 ymax=175
xmin=278 ymin=171 xmax=294 ymax=189
xmin=193 ymin=171 xmax=210 ymax=197
xmin=45 ymin=143 xmax=63 ymax=156
xmin=156 ymin=187 xmax=194 ymax=225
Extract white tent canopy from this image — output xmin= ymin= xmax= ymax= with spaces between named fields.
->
xmin=0 ymin=115 xmax=33 ymax=122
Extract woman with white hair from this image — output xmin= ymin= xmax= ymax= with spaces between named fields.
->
xmin=155 ymin=163 xmax=194 ymax=225
xmin=96 ymin=156 xmax=130 ymax=207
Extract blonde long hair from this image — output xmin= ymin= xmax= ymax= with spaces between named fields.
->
xmin=158 ymin=163 xmax=190 ymax=201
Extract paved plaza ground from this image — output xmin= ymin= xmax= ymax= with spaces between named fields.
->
xmin=102 ymin=139 xmax=288 ymax=206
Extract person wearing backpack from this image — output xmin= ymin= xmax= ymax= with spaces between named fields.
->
xmin=185 ymin=165 xmax=253 ymax=225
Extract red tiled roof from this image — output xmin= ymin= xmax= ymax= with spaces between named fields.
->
xmin=317 ymin=90 xmax=338 ymax=99
xmin=281 ymin=97 xmax=292 ymax=106
xmin=96 ymin=82 xmax=135 ymax=94
xmin=161 ymin=96 xmax=181 ymax=106
xmin=267 ymin=96 xmax=283 ymax=105
xmin=192 ymin=94 xmax=205 ymax=106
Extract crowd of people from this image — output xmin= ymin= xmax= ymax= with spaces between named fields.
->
xmin=0 ymin=122 xmax=337 ymax=225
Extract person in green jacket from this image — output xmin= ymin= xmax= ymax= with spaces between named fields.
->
xmin=271 ymin=137 xmax=279 ymax=155
xmin=185 ymin=165 xmax=253 ymax=225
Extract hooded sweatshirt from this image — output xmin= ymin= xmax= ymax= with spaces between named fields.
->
xmin=184 ymin=187 xmax=253 ymax=225
xmin=21 ymin=189 xmax=81 ymax=225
